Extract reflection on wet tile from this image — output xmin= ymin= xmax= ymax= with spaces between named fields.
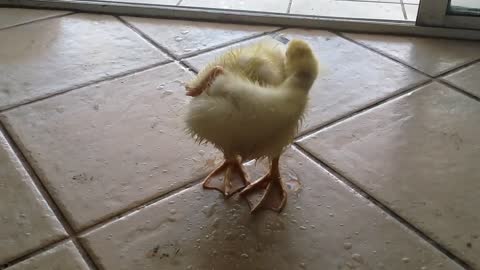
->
xmin=443 ymin=62 xmax=480 ymax=98
xmin=81 ymin=148 xmax=462 ymax=270
xmin=0 ymin=8 xmax=69 ymax=29
xmin=184 ymin=36 xmax=283 ymax=72
xmin=1 ymin=63 xmax=220 ymax=230
xmin=299 ymin=82 xmax=480 ymax=268
xmin=122 ymin=16 xmax=278 ymax=58
xmin=0 ymin=13 xmax=168 ymax=110
xmin=344 ymin=33 xmax=480 ymax=76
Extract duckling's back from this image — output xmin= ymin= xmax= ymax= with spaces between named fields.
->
xmin=198 ymin=39 xmax=286 ymax=87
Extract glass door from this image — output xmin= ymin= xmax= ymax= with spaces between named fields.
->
xmin=417 ymin=0 xmax=480 ymax=30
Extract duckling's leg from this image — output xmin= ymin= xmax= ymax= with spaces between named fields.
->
xmin=186 ymin=66 xmax=224 ymax=97
xmin=203 ymin=156 xmax=250 ymax=197
xmin=240 ymin=157 xmax=287 ymax=213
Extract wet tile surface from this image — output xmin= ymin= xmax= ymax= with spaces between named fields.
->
xmin=299 ymin=82 xmax=480 ymax=268
xmin=290 ymin=0 xmax=405 ymax=20
xmin=180 ymin=0 xmax=290 ymax=13
xmin=0 ymin=8 xmax=69 ymax=29
xmin=81 ymin=148 xmax=463 ymax=270
xmin=443 ymin=62 xmax=480 ymax=98
xmin=122 ymin=16 xmax=278 ymax=58
xmin=0 ymin=13 xmax=168 ymax=110
xmin=280 ymin=29 xmax=428 ymax=132
xmin=1 ymin=63 xmax=220 ymax=230
xmin=344 ymin=33 xmax=480 ymax=76
xmin=5 ymin=241 xmax=89 ymax=270
xmin=184 ymin=35 xmax=282 ymax=72
xmin=0 ymin=131 xmax=66 ymax=264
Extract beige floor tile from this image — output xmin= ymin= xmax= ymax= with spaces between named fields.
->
xmin=279 ymin=29 xmax=427 ymax=132
xmin=184 ymin=35 xmax=282 ymax=71
xmin=405 ymin=4 xmax=419 ymax=21
xmin=5 ymin=241 xmax=89 ymax=270
xmin=0 ymin=131 xmax=66 ymax=264
xmin=443 ymin=62 xmax=480 ymax=98
xmin=80 ymin=148 xmax=462 ymax=270
xmin=344 ymin=33 xmax=480 ymax=76
xmin=299 ymin=82 xmax=480 ymax=268
xmin=1 ymin=63 xmax=221 ymax=230
xmin=121 ymin=16 xmax=278 ymax=58
xmin=180 ymin=0 xmax=290 ymax=13
xmin=0 ymin=8 xmax=69 ymax=29
xmin=0 ymin=13 xmax=168 ymax=110
xmin=290 ymin=0 xmax=405 ymax=20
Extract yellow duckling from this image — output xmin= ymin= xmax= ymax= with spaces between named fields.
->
xmin=185 ymin=39 xmax=319 ymax=212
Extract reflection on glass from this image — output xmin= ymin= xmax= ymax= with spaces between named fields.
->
xmin=449 ymin=0 xmax=480 ymax=16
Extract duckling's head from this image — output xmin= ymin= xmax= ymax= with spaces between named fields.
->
xmin=285 ymin=39 xmax=319 ymax=90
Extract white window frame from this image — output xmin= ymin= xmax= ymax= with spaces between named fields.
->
xmin=417 ymin=0 xmax=480 ymax=30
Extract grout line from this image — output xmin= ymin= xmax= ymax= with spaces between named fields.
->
xmin=0 ymin=123 xmax=101 ymax=270
xmin=119 ymin=14 xmax=285 ymax=61
xmin=297 ymin=78 xmax=432 ymax=139
xmin=0 ymin=60 xmax=171 ymax=114
xmin=434 ymin=58 xmax=480 ymax=78
xmin=293 ymin=144 xmax=474 ymax=270
xmin=0 ymin=22 xmax=283 ymax=114
xmin=176 ymin=0 xmax=184 ymax=6
xmin=116 ymin=16 xmax=181 ymax=60
xmin=287 ymin=0 xmax=293 ymax=14
xmin=180 ymin=27 xmax=286 ymax=59
xmin=333 ymin=31 xmax=480 ymax=103
xmin=0 ymin=11 xmax=76 ymax=31
xmin=0 ymin=237 xmax=70 ymax=269
xmin=78 ymin=175 xmax=206 ymax=236
xmin=334 ymin=31 xmax=480 ymax=80
xmin=437 ymin=79 xmax=480 ymax=102
xmin=399 ymin=0 xmax=408 ymax=20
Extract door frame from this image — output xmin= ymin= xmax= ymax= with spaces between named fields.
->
xmin=417 ymin=0 xmax=480 ymax=30
xmin=1 ymin=0 xmax=480 ymax=39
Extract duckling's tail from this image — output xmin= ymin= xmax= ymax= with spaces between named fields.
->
xmin=284 ymin=39 xmax=319 ymax=91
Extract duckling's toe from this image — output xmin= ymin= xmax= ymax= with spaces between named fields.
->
xmin=203 ymin=159 xmax=250 ymax=197
xmin=240 ymin=173 xmax=287 ymax=213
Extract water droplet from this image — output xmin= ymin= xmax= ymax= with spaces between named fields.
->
xmin=420 ymin=266 xmax=428 ymax=270
xmin=299 ymin=226 xmax=307 ymax=230
xmin=198 ymin=150 xmax=205 ymax=156
xmin=181 ymin=30 xmax=189 ymax=35
xmin=169 ymin=200 xmax=175 ymax=204
xmin=329 ymin=213 xmax=334 ymax=217
xmin=299 ymin=262 xmax=306 ymax=269
xmin=163 ymin=170 xmax=168 ymax=173
xmin=175 ymin=36 xmax=183 ymax=42
xmin=241 ymin=253 xmax=249 ymax=258
xmin=351 ymin=253 xmax=362 ymax=263
xmin=402 ymin=257 xmax=410 ymax=263
xmin=296 ymin=206 xmax=302 ymax=210
xmin=169 ymin=209 xmax=176 ymax=214
xmin=343 ymin=242 xmax=352 ymax=250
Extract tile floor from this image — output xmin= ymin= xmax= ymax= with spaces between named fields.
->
xmin=1 ymin=7 xmax=480 ymax=270
xmin=72 ymin=0 xmax=419 ymax=22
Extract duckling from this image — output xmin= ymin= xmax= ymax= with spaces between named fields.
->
xmin=185 ymin=39 xmax=288 ymax=197
xmin=185 ymin=39 xmax=319 ymax=212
